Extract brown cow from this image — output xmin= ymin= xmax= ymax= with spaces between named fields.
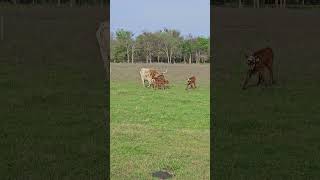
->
xmin=186 ymin=76 xmax=196 ymax=90
xmin=242 ymin=47 xmax=275 ymax=90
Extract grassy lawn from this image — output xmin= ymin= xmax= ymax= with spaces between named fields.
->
xmin=0 ymin=7 xmax=107 ymax=179
xmin=110 ymin=64 xmax=210 ymax=179
xmin=213 ymin=8 xmax=320 ymax=179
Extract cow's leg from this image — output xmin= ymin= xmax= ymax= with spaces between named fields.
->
xmin=140 ymin=75 xmax=145 ymax=87
xmin=147 ymin=79 xmax=152 ymax=88
xmin=242 ymin=70 xmax=253 ymax=90
xmin=194 ymin=82 xmax=197 ymax=88
xmin=270 ymin=68 xmax=275 ymax=85
xmin=266 ymin=66 xmax=274 ymax=85
xmin=140 ymin=71 xmax=147 ymax=87
xmin=257 ymin=72 xmax=263 ymax=86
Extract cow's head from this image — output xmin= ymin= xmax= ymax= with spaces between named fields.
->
xmin=245 ymin=53 xmax=258 ymax=70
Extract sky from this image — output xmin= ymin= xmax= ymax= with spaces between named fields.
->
xmin=110 ymin=0 xmax=210 ymax=38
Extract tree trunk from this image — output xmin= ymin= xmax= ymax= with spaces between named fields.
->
xmin=302 ymin=0 xmax=304 ymax=6
xmin=189 ymin=54 xmax=192 ymax=64
xmin=283 ymin=0 xmax=286 ymax=7
xmin=239 ymin=0 xmax=242 ymax=8
xmin=157 ymin=55 xmax=160 ymax=63
xmin=183 ymin=55 xmax=186 ymax=64
xmin=165 ymin=51 xmax=170 ymax=63
xmin=195 ymin=51 xmax=198 ymax=64
xmin=257 ymin=0 xmax=260 ymax=8
xmin=131 ymin=45 xmax=134 ymax=63
xmin=275 ymin=0 xmax=278 ymax=7
xmin=169 ymin=50 xmax=173 ymax=64
xmin=146 ymin=56 xmax=148 ymax=63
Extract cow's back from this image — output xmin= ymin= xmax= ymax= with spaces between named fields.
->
xmin=253 ymin=47 xmax=273 ymax=69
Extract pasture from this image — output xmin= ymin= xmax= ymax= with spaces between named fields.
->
xmin=0 ymin=7 xmax=107 ymax=179
xmin=213 ymin=8 xmax=320 ymax=179
xmin=110 ymin=63 xmax=210 ymax=179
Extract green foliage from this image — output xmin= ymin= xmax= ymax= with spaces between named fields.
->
xmin=112 ymin=29 xmax=134 ymax=62
xmin=112 ymin=43 xmax=126 ymax=63
xmin=196 ymin=37 xmax=209 ymax=52
xmin=110 ymin=28 xmax=210 ymax=64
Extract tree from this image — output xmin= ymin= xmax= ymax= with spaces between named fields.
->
xmin=110 ymin=29 xmax=210 ymax=64
xmin=115 ymin=29 xmax=134 ymax=63
xmin=181 ymin=35 xmax=193 ymax=64
xmin=158 ymin=28 xmax=182 ymax=63
xmin=193 ymin=37 xmax=209 ymax=63
xmin=136 ymin=32 xmax=155 ymax=63
xmin=153 ymin=32 xmax=165 ymax=63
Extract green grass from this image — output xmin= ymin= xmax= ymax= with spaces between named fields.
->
xmin=0 ymin=7 xmax=107 ymax=179
xmin=214 ymin=79 xmax=320 ymax=179
xmin=213 ymin=8 xmax=320 ymax=179
xmin=110 ymin=82 xmax=210 ymax=179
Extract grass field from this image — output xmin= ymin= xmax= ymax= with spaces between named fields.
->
xmin=110 ymin=63 xmax=210 ymax=179
xmin=213 ymin=8 xmax=320 ymax=179
xmin=0 ymin=7 xmax=108 ymax=179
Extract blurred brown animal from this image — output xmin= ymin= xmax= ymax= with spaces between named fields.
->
xmin=186 ymin=76 xmax=196 ymax=90
xmin=140 ymin=68 xmax=167 ymax=87
xmin=242 ymin=47 xmax=275 ymax=90
xmin=151 ymin=74 xmax=169 ymax=90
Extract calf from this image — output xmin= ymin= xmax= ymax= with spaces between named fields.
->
xmin=151 ymin=74 xmax=169 ymax=90
xmin=242 ymin=47 xmax=275 ymax=90
xmin=186 ymin=76 xmax=196 ymax=90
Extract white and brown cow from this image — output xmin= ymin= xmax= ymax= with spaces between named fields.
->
xmin=139 ymin=68 xmax=167 ymax=87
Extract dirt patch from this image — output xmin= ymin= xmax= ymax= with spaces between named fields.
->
xmin=110 ymin=63 xmax=210 ymax=85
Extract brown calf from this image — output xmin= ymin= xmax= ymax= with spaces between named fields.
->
xmin=151 ymin=74 xmax=169 ymax=90
xmin=242 ymin=47 xmax=275 ymax=90
xmin=186 ymin=76 xmax=196 ymax=90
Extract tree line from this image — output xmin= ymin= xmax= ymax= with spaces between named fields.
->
xmin=213 ymin=0 xmax=320 ymax=8
xmin=111 ymin=28 xmax=210 ymax=64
